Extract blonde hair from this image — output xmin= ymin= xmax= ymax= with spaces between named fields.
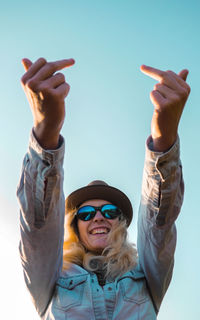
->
xmin=63 ymin=208 xmax=138 ymax=280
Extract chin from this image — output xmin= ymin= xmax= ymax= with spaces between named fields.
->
xmin=91 ymin=244 xmax=107 ymax=255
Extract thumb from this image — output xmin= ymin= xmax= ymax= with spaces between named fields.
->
xmin=22 ymin=58 xmax=32 ymax=71
xmin=178 ymin=69 xmax=189 ymax=81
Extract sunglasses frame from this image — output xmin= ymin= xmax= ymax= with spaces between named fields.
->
xmin=75 ymin=204 xmax=122 ymax=221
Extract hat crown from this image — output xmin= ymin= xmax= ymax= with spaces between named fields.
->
xmin=87 ymin=180 xmax=108 ymax=186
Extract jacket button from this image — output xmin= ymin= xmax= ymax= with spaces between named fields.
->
xmin=69 ymin=280 xmax=73 ymax=285
xmin=108 ymin=287 xmax=112 ymax=291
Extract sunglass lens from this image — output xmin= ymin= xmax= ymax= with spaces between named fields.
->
xmin=102 ymin=204 xmax=121 ymax=219
xmin=77 ymin=206 xmax=95 ymax=221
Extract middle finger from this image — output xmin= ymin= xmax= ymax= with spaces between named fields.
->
xmin=140 ymin=65 xmax=181 ymax=91
xmin=31 ymin=58 xmax=75 ymax=82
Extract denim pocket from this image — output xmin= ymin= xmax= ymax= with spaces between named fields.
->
xmin=119 ymin=274 xmax=150 ymax=305
xmin=54 ymin=275 xmax=87 ymax=311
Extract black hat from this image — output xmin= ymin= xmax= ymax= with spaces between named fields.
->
xmin=65 ymin=180 xmax=133 ymax=227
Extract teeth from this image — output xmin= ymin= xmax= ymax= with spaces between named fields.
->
xmin=91 ymin=228 xmax=109 ymax=235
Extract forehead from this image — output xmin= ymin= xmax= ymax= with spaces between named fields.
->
xmin=79 ymin=199 xmax=112 ymax=208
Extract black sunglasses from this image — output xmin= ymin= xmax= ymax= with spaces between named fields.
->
xmin=76 ymin=204 xmax=122 ymax=221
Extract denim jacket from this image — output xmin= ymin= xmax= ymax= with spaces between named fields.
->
xmin=17 ymin=132 xmax=184 ymax=320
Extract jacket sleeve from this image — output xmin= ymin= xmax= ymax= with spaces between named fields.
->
xmin=137 ymin=136 xmax=184 ymax=313
xmin=17 ymin=130 xmax=65 ymax=317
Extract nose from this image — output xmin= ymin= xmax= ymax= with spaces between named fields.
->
xmin=93 ymin=210 xmax=105 ymax=221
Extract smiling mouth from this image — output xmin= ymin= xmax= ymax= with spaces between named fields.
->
xmin=89 ymin=227 xmax=110 ymax=235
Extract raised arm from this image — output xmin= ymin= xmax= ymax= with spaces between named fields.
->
xmin=137 ymin=66 xmax=190 ymax=312
xmin=17 ymin=57 xmax=75 ymax=316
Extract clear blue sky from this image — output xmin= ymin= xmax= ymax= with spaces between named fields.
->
xmin=0 ymin=1 xmax=199 ymax=319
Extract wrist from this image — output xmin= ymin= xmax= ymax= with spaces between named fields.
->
xmin=33 ymin=125 xmax=61 ymax=150
xmin=151 ymin=115 xmax=178 ymax=152
xmin=151 ymin=135 xmax=177 ymax=152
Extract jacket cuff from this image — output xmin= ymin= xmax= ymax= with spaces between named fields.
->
xmin=145 ymin=136 xmax=181 ymax=181
xmin=29 ymin=129 xmax=65 ymax=166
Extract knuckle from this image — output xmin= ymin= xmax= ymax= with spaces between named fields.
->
xmin=65 ymin=82 xmax=70 ymax=89
xmin=58 ymin=83 xmax=70 ymax=97
xmin=56 ymin=72 xmax=65 ymax=81
xmin=21 ymin=74 xmax=27 ymax=85
xmin=159 ymin=70 xmax=166 ymax=77
xmin=151 ymin=89 xmax=158 ymax=96
xmin=47 ymin=88 xmax=55 ymax=96
xmin=39 ymin=83 xmax=49 ymax=93
xmin=186 ymin=84 xmax=191 ymax=94
xmin=47 ymin=61 xmax=55 ymax=72
xmin=150 ymin=90 xmax=156 ymax=100
xmin=160 ymin=72 xmax=167 ymax=82
xmin=179 ymin=87 xmax=188 ymax=99
xmin=37 ymin=57 xmax=47 ymax=65
xmin=154 ymin=83 xmax=161 ymax=90
xmin=166 ymin=70 xmax=173 ymax=75
xmin=64 ymin=82 xmax=70 ymax=93
xmin=166 ymin=70 xmax=176 ymax=80
xmin=27 ymin=79 xmax=37 ymax=90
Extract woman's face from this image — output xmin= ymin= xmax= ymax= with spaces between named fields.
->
xmin=77 ymin=199 xmax=120 ymax=254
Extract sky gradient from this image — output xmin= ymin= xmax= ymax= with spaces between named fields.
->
xmin=0 ymin=1 xmax=199 ymax=319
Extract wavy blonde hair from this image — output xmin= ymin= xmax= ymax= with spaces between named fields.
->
xmin=63 ymin=208 xmax=138 ymax=280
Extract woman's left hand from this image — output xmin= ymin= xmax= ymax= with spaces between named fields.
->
xmin=140 ymin=65 xmax=191 ymax=152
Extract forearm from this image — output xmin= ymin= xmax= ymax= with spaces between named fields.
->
xmin=17 ymin=130 xmax=65 ymax=316
xmin=137 ymin=136 xmax=184 ymax=312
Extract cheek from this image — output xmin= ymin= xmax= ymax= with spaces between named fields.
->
xmin=77 ymin=220 xmax=88 ymax=243
xmin=110 ymin=219 xmax=120 ymax=229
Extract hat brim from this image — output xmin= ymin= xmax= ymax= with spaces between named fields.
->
xmin=65 ymin=184 xmax=133 ymax=227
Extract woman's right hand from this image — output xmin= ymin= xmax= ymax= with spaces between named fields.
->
xmin=21 ymin=57 xmax=75 ymax=149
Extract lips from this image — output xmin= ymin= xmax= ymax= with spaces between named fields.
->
xmin=89 ymin=227 xmax=110 ymax=235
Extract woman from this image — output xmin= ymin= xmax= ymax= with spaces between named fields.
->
xmin=63 ymin=181 xmax=137 ymax=284
xmin=18 ymin=57 xmax=190 ymax=319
